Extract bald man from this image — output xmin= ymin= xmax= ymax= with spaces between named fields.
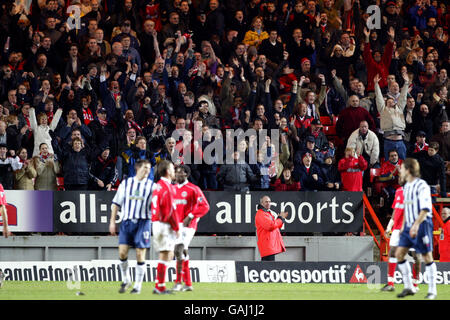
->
xmin=255 ymin=196 xmax=288 ymax=261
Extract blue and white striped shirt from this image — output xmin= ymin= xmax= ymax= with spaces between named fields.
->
xmin=403 ymin=178 xmax=432 ymax=228
xmin=112 ymin=176 xmax=156 ymax=220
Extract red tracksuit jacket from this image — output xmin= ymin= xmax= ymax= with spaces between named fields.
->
xmin=255 ymin=207 xmax=286 ymax=258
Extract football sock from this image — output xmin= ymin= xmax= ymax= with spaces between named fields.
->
xmin=119 ymin=258 xmax=130 ymax=284
xmin=176 ymin=259 xmax=184 ymax=284
xmin=397 ymin=260 xmax=413 ymax=290
xmin=183 ymin=255 xmax=191 ymax=287
xmin=133 ymin=261 xmax=146 ymax=291
xmin=156 ymin=261 xmax=168 ymax=291
xmin=412 ymin=263 xmax=418 ymax=288
xmin=425 ymin=262 xmax=437 ymax=295
xmin=388 ymin=257 xmax=397 ymax=286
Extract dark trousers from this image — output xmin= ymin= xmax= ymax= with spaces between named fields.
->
xmin=261 ymin=254 xmax=276 ymax=261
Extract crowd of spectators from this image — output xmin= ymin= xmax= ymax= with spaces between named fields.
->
xmin=0 ymin=0 xmax=448 ymax=210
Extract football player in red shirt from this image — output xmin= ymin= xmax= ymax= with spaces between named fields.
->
xmin=0 ymin=183 xmax=10 ymax=287
xmin=151 ymin=160 xmax=179 ymax=294
xmin=381 ymin=182 xmax=421 ymax=293
xmin=172 ymin=165 xmax=210 ymax=292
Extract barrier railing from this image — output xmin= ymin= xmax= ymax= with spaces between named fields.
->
xmin=363 ymin=193 xmax=390 ymax=261
xmin=363 ymin=192 xmax=449 ymax=262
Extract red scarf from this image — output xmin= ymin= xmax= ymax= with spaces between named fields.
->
xmin=99 ymin=118 xmax=108 ymax=126
xmin=83 ymin=108 xmax=94 ymax=125
xmin=127 ymin=120 xmax=142 ymax=135
xmin=40 ymin=153 xmax=50 ymax=162
xmin=46 ymin=111 xmax=54 ymax=124
xmin=25 ymin=116 xmax=32 ymax=139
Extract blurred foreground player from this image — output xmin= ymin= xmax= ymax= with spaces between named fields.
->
xmin=172 ymin=165 xmax=210 ymax=292
xmin=439 ymin=208 xmax=450 ymax=262
xmin=396 ymin=158 xmax=437 ymax=299
xmin=109 ymin=160 xmax=156 ymax=294
xmin=151 ymin=160 xmax=179 ymax=295
xmin=382 ymin=183 xmax=420 ymax=292
xmin=0 ymin=183 xmax=10 ymax=288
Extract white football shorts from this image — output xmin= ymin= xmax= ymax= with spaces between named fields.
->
xmin=175 ymin=224 xmax=196 ymax=249
xmin=152 ymin=221 xmax=177 ymax=252
xmin=390 ymin=229 xmax=400 ymax=247
xmin=390 ymin=229 xmax=415 ymax=251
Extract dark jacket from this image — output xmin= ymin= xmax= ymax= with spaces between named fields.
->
xmin=292 ymin=162 xmax=324 ymax=191
xmin=62 ymin=147 xmax=91 ymax=185
xmin=88 ymin=119 xmax=118 ymax=158
xmin=412 ymin=150 xmax=447 ymax=197
xmin=320 ymin=162 xmax=341 ymax=190
xmin=88 ymin=155 xmax=118 ymax=190
xmin=217 ymin=161 xmax=257 ymax=192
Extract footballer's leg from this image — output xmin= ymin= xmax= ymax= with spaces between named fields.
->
xmin=396 ymin=246 xmax=415 ymax=298
xmin=381 ymin=246 xmax=397 ymax=291
xmin=182 ymin=228 xmax=196 ymax=291
xmin=173 ymin=243 xmax=185 ymax=291
xmin=130 ymin=248 xmax=147 ymax=294
xmin=410 ymin=250 xmax=421 ymax=293
xmin=423 ymin=252 xmax=437 ymax=299
xmin=118 ymin=244 xmax=131 ymax=293
xmin=154 ymin=251 xmax=174 ymax=294
xmin=182 ymin=249 xmax=193 ymax=291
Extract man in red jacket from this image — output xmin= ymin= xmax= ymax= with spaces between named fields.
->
xmin=255 ymin=196 xmax=288 ymax=261
xmin=439 ymin=208 xmax=450 ymax=262
xmin=338 ymin=147 xmax=368 ymax=191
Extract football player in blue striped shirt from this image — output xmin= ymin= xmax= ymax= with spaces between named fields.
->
xmin=396 ymin=158 xmax=437 ymax=299
xmin=109 ymin=159 xmax=156 ymax=294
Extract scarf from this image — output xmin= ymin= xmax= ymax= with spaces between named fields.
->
xmin=99 ymin=118 xmax=108 ymax=126
xmin=414 ymin=142 xmax=429 ymax=153
xmin=127 ymin=120 xmax=142 ymax=135
xmin=46 ymin=111 xmax=54 ymax=124
xmin=83 ymin=108 xmax=94 ymax=125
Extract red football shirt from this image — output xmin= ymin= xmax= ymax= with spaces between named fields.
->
xmin=174 ymin=181 xmax=209 ymax=230
xmin=391 ymin=187 xmax=404 ymax=231
xmin=151 ymin=177 xmax=179 ymax=231
xmin=0 ymin=184 xmax=6 ymax=206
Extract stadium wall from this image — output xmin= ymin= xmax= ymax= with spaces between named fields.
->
xmin=1 ymin=260 xmax=450 ymax=284
xmin=0 ymin=236 xmax=374 ymax=262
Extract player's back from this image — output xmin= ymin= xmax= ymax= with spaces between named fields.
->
xmin=392 ymin=187 xmax=404 ymax=231
xmin=403 ymin=177 xmax=432 ymax=228
xmin=151 ymin=177 xmax=176 ymax=223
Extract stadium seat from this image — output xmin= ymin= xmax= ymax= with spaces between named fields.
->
xmin=323 ymin=125 xmax=337 ymax=136
xmin=369 ymin=168 xmax=381 ymax=183
xmin=320 ymin=116 xmax=333 ymax=126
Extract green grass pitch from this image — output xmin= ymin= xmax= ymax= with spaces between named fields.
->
xmin=0 ymin=281 xmax=449 ymax=300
